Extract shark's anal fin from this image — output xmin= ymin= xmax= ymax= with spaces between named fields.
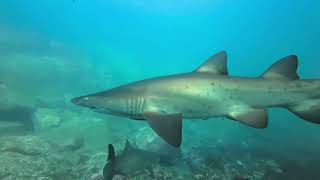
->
xmin=261 ymin=55 xmax=299 ymax=80
xmin=144 ymin=112 xmax=182 ymax=147
xmin=288 ymin=103 xmax=320 ymax=124
xmin=194 ymin=51 xmax=228 ymax=75
xmin=228 ymin=108 xmax=268 ymax=128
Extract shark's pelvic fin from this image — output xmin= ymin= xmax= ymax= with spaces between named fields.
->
xmin=144 ymin=112 xmax=182 ymax=147
xmin=261 ymin=55 xmax=299 ymax=80
xmin=228 ymin=108 xmax=268 ymax=128
xmin=194 ymin=51 xmax=228 ymax=75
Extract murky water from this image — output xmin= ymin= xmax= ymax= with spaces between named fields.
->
xmin=0 ymin=1 xmax=319 ymax=179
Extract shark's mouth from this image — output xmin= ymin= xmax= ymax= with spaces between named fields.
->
xmin=90 ymin=107 xmax=111 ymax=114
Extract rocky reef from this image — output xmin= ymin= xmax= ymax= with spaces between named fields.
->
xmin=0 ymin=107 xmax=319 ymax=180
xmin=0 ymin=27 xmax=319 ymax=180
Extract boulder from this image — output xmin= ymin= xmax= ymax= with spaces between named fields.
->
xmin=0 ymin=135 xmax=80 ymax=180
xmin=33 ymin=108 xmax=62 ymax=132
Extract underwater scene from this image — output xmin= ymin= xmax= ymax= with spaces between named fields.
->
xmin=0 ymin=0 xmax=320 ymax=180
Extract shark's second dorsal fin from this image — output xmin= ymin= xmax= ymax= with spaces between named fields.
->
xmin=124 ymin=139 xmax=134 ymax=152
xmin=261 ymin=55 xmax=299 ymax=80
xmin=194 ymin=51 xmax=228 ymax=75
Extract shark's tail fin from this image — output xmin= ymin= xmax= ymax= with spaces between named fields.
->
xmin=103 ymin=144 xmax=116 ymax=180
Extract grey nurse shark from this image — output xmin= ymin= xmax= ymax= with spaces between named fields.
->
xmin=72 ymin=51 xmax=320 ymax=147
xmin=103 ymin=140 xmax=159 ymax=180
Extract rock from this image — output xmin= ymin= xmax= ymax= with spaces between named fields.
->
xmin=253 ymin=170 xmax=265 ymax=179
xmin=0 ymin=135 xmax=49 ymax=156
xmin=0 ymin=104 xmax=35 ymax=131
xmin=63 ymin=136 xmax=85 ymax=151
xmin=233 ymin=177 xmax=250 ymax=180
xmin=0 ymin=135 xmax=78 ymax=179
xmin=0 ymin=151 xmax=77 ymax=180
xmin=236 ymin=160 xmax=245 ymax=167
xmin=33 ymin=108 xmax=62 ymax=132
xmin=194 ymin=174 xmax=204 ymax=179
xmin=265 ymin=160 xmax=279 ymax=167
xmin=133 ymin=126 xmax=157 ymax=149
xmin=112 ymin=175 xmax=128 ymax=180
xmin=89 ymin=173 xmax=104 ymax=180
xmin=77 ymin=152 xmax=107 ymax=180
xmin=0 ymin=121 xmax=28 ymax=136
xmin=265 ymin=159 xmax=283 ymax=173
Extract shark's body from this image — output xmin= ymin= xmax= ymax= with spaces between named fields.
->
xmin=72 ymin=51 xmax=320 ymax=147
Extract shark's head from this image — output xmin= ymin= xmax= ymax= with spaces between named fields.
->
xmin=71 ymin=91 xmax=126 ymax=116
xmin=71 ymin=84 xmax=146 ymax=118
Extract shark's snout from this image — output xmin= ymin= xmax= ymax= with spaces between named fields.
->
xmin=71 ymin=96 xmax=90 ymax=106
xmin=71 ymin=95 xmax=103 ymax=112
xmin=71 ymin=97 xmax=81 ymax=105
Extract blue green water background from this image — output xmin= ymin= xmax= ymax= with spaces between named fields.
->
xmin=0 ymin=1 xmax=320 ymax=179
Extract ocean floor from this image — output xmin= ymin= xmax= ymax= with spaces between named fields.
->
xmin=0 ymin=105 xmax=319 ymax=180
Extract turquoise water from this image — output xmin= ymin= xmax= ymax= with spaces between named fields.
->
xmin=0 ymin=1 xmax=320 ymax=179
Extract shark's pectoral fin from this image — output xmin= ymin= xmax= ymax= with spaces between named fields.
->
xmin=228 ymin=108 xmax=268 ymax=128
xmin=144 ymin=112 xmax=182 ymax=147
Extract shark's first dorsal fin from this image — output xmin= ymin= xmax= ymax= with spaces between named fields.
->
xmin=104 ymin=144 xmax=116 ymax=180
xmin=124 ymin=139 xmax=134 ymax=152
xmin=261 ymin=55 xmax=299 ymax=80
xmin=194 ymin=51 xmax=228 ymax=75
xmin=107 ymin=144 xmax=115 ymax=161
